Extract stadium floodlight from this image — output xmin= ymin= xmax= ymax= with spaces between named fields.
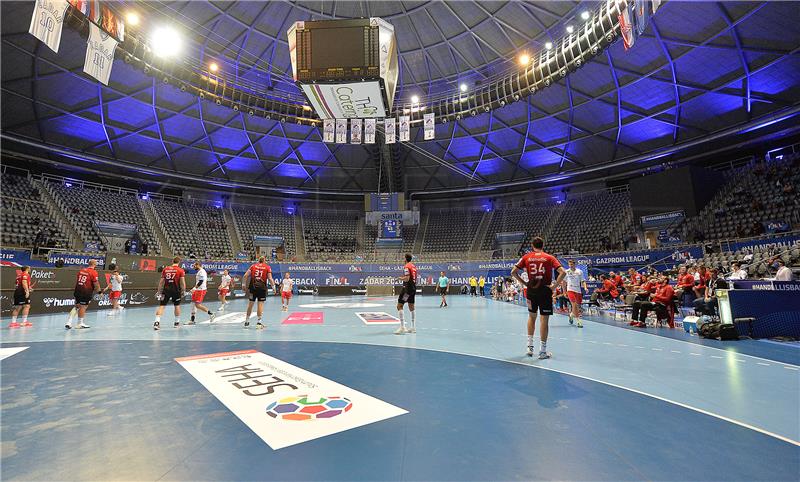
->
xmin=581 ymin=10 xmax=590 ymax=20
xmin=126 ymin=12 xmax=139 ymax=26
xmin=460 ymin=83 xmax=468 ymax=92
xmin=566 ymin=25 xmax=574 ymax=34
xmin=209 ymin=62 xmax=218 ymax=72
xmin=545 ymin=42 xmax=553 ymax=50
xmin=151 ymin=26 xmax=182 ymax=57
xmin=518 ymin=54 xmax=530 ymax=66
xmin=411 ymin=95 xmax=419 ymax=104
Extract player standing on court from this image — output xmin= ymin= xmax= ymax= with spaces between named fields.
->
xmin=242 ymin=256 xmax=276 ymax=329
xmin=395 ymin=253 xmax=418 ymax=334
xmin=66 ymin=259 xmax=101 ymax=329
xmin=187 ymin=261 xmax=216 ymax=325
xmin=102 ymin=265 xmax=124 ymax=316
xmin=217 ymin=269 xmax=232 ymax=312
xmin=438 ymin=271 xmax=450 ymax=308
xmin=9 ymin=266 xmax=32 ymax=328
xmin=511 ymin=237 xmax=566 ymax=359
xmin=280 ymin=272 xmax=293 ymax=312
xmin=153 ymin=257 xmax=186 ymax=330
xmin=563 ymin=259 xmax=588 ymax=328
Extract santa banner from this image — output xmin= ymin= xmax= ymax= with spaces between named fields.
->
xmin=83 ymin=22 xmax=118 ymax=85
xmin=384 ymin=118 xmax=396 ymax=144
xmin=364 ymin=118 xmax=376 ymax=144
xmin=335 ymin=118 xmax=348 ymax=144
xmin=29 ymin=0 xmax=70 ymax=53
xmin=351 ymin=118 xmax=362 ymax=144
xmin=323 ymin=119 xmax=335 ymax=143
xmin=423 ymin=113 xmax=435 ymax=140
xmin=398 ymin=116 xmax=410 ymax=142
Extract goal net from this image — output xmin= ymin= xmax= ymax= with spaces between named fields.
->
xmin=364 ymin=276 xmax=396 ymax=296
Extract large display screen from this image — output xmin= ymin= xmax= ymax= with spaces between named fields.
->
xmin=310 ymin=27 xmax=366 ymax=69
xmin=381 ymin=219 xmax=401 ymax=238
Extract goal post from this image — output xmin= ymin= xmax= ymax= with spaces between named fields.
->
xmin=364 ymin=276 xmax=395 ymax=296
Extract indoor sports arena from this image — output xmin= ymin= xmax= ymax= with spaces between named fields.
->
xmin=2 ymin=0 xmax=800 ymax=480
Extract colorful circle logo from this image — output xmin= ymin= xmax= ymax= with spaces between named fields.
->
xmin=266 ymin=395 xmax=353 ymax=421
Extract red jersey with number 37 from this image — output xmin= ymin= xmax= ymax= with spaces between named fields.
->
xmin=161 ymin=265 xmax=185 ymax=288
xmin=515 ymin=251 xmax=561 ymax=287
xmin=249 ymin=263 xmax=272 ymax=282
xmin=75 ymin=267 xmax=99 ymax=294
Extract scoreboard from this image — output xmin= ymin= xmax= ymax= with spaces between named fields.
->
xmin=365 ymin=192 xmax=404 ymax=212
xmin=380 ymin=219 xmax=401 ymax=238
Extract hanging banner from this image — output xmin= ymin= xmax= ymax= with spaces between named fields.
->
xmin=69 ymin=0 xmax=125 ymax=42
xmin=633 ymin=0 xmax=650 ymax=36
xmin=29 ymin=0 xmax=70 ymax=53
xmin=651 ymin=0 xmax=662 ymax=15
xmin=350 ymin=118 xmax=362 ymax=144
xmin=423 ymin=113 xmax=435 ymax=140
xmin=618 ymin=0 xmax=636 ymax=51
xmin=398 ymin=116 xmax=410 ymax=142
xmin=364 ymin=118 xmax=376 ymax=144
xmin=322 ymin=118 xmax=335 ymax=143
xmin=335 ymin=118 xmax=348 ymax=144
xmin=83 ymin=22 xmax=118 ymax=85
xmin=384 ymin=118 xmax=396 ymax=144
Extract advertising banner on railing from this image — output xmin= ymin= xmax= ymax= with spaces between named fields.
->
xmin=0 ymin=249 xmax=32 ymax=265
xmin=47 ymin=252 xmax=106 ymax=268
xmin=729 ymin=234 xmax=800 ymax=254
xmin=640 ymin=210 xmax=685 ymax=229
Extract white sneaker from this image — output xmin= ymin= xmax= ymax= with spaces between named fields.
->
xmin=394 ymin=326 xmax=407 ymax=335
xmin=77 ymin=323 xmax=91 ymax=329
xmin=538 ymin=351 xmax=552 ymax=360
xmin=526 ymin=345 xmax=534 ymax=357
xmin=408 ymin=327 xmax=416 ymax=334
xmin=577 ymin=320 xmax=583 ymax=328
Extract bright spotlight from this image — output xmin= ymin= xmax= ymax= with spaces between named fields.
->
xmin=126 ymin=12 xmax=139 ymax=26
xmin=411 ymin=95 xmax=419 ymax=104
xmin=151 ymin=26 xmax=182 ymax=57
xmin=518 ymin=54 xmax=530 ymax=66
xmin=581 ymin=10 xmax=590 ymax=20
xmin=209 ymin=62 xmax=218 ymax=72
xmin=545 ymin=41 xmax=553 ymax=50
xmin=566 ymin=25 xmax=574 ymax=34
xmin=460 ymin=83 xmax=468 ymax=92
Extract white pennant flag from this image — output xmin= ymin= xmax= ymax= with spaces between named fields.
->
xmin=29 ymin=0 xmax=70 ymax=53
xmin=398 ymin=116 xmax=410 ymax=142
xmin=83 ymin=23 xmax=118 ymax=85
xmin=335 ymin=119 xmax=348 ymax=144
xmin=384 ymin=118 xmax=396 ymax=144
xmin=351 ymin=118 xmax=362 ymax=144
xmin=423 ymin=113 xmax=435 ymax=140
xmin=364 ymin=118 xmax=376 ymax=144
xmin=323 ymin=119 xmax=335 ymax=143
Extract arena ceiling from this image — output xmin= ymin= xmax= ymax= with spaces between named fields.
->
xmin=2 ymin=1 xmax=800 ymax=196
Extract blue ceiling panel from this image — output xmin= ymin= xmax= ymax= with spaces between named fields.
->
xmin=448 ymin=135 xmax=483 ymax=161
xmin=530 ymin=118 xmax=568 ymax=145
xmin=273 ymin=162 xmax=310 ymax=179
xmin=487 ymin=128 xmax=523 ymax=153
xmin=106 ymin=98 xmax=156 ymax=130
xmin=208 ymin=127 xmax=249 ymax=154
xmin=520 ymin=149 xmax=562 ymax=169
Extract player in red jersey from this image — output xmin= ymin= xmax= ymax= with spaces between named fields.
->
xmin=511 ymin=237 xmax=566 ymax=359
xmin=154 ymin=257 xmax=186 ymax=330
xmin=66 ymin=259 xmax=101 ymax=329
xmin=242 ymin=256 xmax=276 ymax=329
xmin=9 ymin=266 xmax=32 ymax=328
xmin=395 ymin=253 xmax=418 ymax=334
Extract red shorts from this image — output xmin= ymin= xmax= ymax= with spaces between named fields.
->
xmin=192 ymin=290 xmax=207 ymax=303
xmin=567 ymin=291 xmax=583 ymax=304
xmin=109 ymin=290 xmax=122 ymax=300
xmin=218 ymin=288 xmax=229 ymax=296
xmin=281 ymin=291 xmax=292 ymax=300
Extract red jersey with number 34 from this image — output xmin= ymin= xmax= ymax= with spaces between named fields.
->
xmin=161 ymin=265 xmax=185 ymax=289
xmin=515 ymin=251 xmax=561 ymax=287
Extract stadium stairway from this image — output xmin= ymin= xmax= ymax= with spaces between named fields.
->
xmin=139 ymin=198 xmax=171 ymax=257
xmin=294 ymin=213 xmax=306 ymax=261
xmin=470 ymin=210 xmax=494 ymax=254
xmin=224 ymin=206 xmax=243 ymax=255
xmin=413 ymin=212 xmax=429 ymax=254
xmin=33 ymin=179 xmax=82 ymax=250
xmin=541 ymin=200 xmax=566 ymax=243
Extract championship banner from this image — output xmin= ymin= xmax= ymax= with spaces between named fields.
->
xmin=423 ymin=113 xmax=435 ymax=140
xmin=384 ymin=118 xmax=396 ymax=144
xmin=83 ymin=22 xmax=118 ymax=85
xmin=350 ymin=118 xmax=362 ymax=144
xmin=322 ymin=119 xmax=335 ymax=143
xmin=619 ymin=0 xmax=636 ymax=51
xmin=175 ymin=350 xmax=407 ymax=449
xmin=29 ymin=0 xmax=70 ymax=53
xmin=651 ymin=0 xmax=662 ymax=14
xmin=633 ymin=0 xmax=650 ymax=36
xmin=69 ymin=0 xmax=125 ymax=42
xmin=335 ymin=118 xmax=348 ymax=144
xmin=364 ymin=118 xmax=376 ymax=144
xmin=398 ymin=116 xmax=410 ymax=142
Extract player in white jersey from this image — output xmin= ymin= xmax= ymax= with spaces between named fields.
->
xmin=187 ymin=261 xmax=216 ymax=325
xmin=217 ymin=269 xmax=232 ymax=311
xmin=280 ymin=272 xmax=294 ymax=312
xmin=563 ymin=259 xmax=588 ymax=327
xmin=102 ymin=266 xmax=125 ymax=316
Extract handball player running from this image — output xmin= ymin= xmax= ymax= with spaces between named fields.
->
xmin=154 ymin=257 xmax=186 ymax=330
xmin=511 ymin=237 xmax=566 ymax=359
xmin=217 ymin=269 xmax=232 ymax=312
xmin=186 ymin=261 xmax=215 ymax=325
xmin=66 ymin=260 xmax=101 ymax=329
xmin=9 ymin=266 xmax=32 ymax=328
xmin=563 ymin=259 xmax=588 ymax=328
xmin=243 ymin=256 xmax=276 ymax=329
xmin=280 ymin=272 xmax=293 ymax=312
xmin=395 ymin=253 xmax=418 ymax=334
xmin=102 ymin=266 xmax=124 ymax=316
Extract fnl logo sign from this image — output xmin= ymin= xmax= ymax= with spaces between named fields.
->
xmin=176 ymin=350 xmax=406 ymax=449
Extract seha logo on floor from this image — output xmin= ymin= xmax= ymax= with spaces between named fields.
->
xmin=175 ymin=350 xmax=406 ymax=449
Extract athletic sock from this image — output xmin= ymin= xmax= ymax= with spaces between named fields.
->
xmin=398 ymin=311 xmax=405 ymax=329
xmin=155 ymin=315 xmax=161 ymax=323
xmin=11 ymin=315 xmax=17 ymax=324
xmin=410 ymin=311 xmax=416 ymax=328
xmin=257 ymin=317 xmax=262 ymax=323
xmin=174 ymin=316 xmax=180 ymax=324
xmin=78 ymin=317 xmax=85 ymax=326
xmin=527 ymin=335 xmax=534 ymax=346
xmin=22 ymin=316 xmax=28 ymax=324
xmin=540 ymin=341 xmax=547 ymax=353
